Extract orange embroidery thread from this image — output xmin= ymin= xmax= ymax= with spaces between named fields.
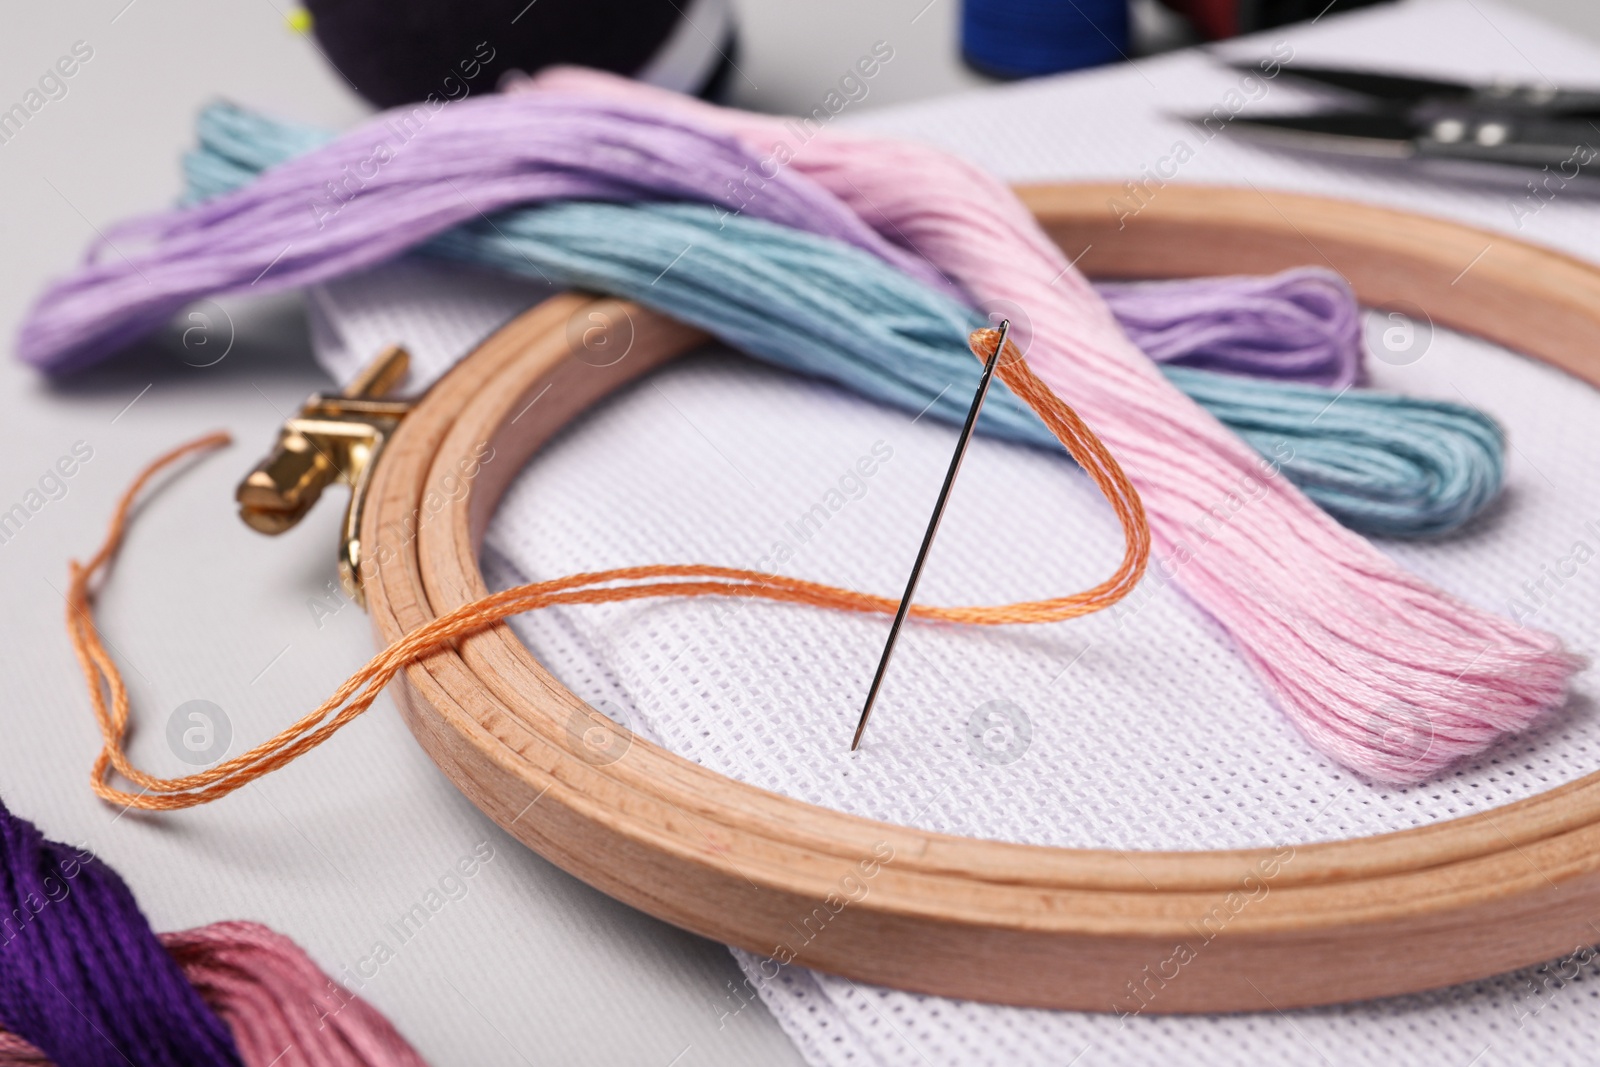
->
xmin=68 ymin=331 xmax=1149 ymax=810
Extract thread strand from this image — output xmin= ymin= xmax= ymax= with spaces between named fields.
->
xmin=69 ymin=333 xmax=1148 ymax=811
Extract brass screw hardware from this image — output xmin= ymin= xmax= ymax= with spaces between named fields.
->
xmin=236 ymin=345 xmax=415 ymax=604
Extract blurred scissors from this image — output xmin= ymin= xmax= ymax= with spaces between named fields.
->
xmin=1197 ymin=63 xmax=1600 ymax=175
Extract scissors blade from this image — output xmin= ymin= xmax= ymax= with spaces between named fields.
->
xmin=1230 ymin=62 xmax=1471 ymax=104
xmin=1182 ymin=111 xmax=1420 ymax=158
xmin=1226 ymin=61 xmax=1600 ymax=116
xmin=1189 ymin=110 xmax=1600 ymax=177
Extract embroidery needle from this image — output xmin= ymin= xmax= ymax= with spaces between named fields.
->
xmin=852 ymin=320 xmax=1011 ymax=751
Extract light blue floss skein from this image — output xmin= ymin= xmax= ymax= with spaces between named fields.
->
xmin=185 ymin=103 xmax=1505 ymax=539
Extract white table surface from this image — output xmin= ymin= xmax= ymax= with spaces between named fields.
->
xmin=1 ymin=1 xmax=1597 ymax=1064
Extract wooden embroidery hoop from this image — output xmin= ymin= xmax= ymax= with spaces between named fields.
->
xmin=355 ymin=182 xmax=1600 ymax=1014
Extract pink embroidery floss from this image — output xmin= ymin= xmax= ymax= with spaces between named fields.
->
xmin=162 ymin=923 xmax=429 ymax=1067
xmin=524 ymin=67 xmax=1582 ymax=783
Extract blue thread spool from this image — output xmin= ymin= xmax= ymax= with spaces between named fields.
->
xmin=961 ymin=0 xmax=1130 ymax=79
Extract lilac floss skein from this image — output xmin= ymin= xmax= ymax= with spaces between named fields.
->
xmin=0 ymin=797 xmax=244 ymax=1067
xmin=17 ymin=92 xmax=950 ymax=374
xmin=1097 ymin=267 xmax=1364 ymax=389
xmin=17 ymin=91 xmax=1360 ymax=394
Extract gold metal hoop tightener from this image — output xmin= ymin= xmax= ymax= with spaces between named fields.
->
xmin=235 ymin=344 xmax=414 ymax=604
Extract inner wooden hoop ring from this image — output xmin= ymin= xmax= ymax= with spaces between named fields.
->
xmin=362 ymin=182 xmax=1600 ymax=1014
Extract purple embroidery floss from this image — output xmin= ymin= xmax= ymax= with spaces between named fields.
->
xmin=1096 ymin=267 xmax=1363 ymax=388
xmin=14 ymin=93 xmax=950 ymax=375
xmin=0 ymin=797 xmax=243 ymax=1067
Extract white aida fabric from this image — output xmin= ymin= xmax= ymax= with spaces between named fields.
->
xmin=305 ymin=1 xmax=1600 ymax=1062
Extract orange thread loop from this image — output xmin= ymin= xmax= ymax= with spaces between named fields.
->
xmin=68 ymin=336 xmax=1149 ymax=810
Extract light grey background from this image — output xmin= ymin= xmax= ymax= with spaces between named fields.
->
xmin=0 ymin=1 xmax=1595 ymax=1064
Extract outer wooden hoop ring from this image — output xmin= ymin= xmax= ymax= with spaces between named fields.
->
xmin=362 ymin=183 xmax=1600 ymax=1014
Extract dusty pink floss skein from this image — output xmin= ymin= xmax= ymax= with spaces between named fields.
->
xmin=525 ymin=68 xmax=1581 ymax=782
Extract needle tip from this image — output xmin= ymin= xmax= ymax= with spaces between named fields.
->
xmin=850 ymin=714 xmax=869 ymax=752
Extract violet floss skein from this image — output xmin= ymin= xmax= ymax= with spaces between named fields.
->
xmin=0 ymin=798 xmax=243 ymax=1067
xmin=526 ymin=68 xmax=1580 ymax=782
xmin=175 ymin=102 xmax=1366 ymax=389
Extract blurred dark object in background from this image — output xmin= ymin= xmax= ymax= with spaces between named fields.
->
xmin=961 ymin=0 xmax=1394 ymax=80
xmin=304 ymin=0 xmax=736 ymax=109
xmin=1159 ymin=0 xmax=1392 ymax=40
xmin=962 ymin=0 xmax=1130 ymax=78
